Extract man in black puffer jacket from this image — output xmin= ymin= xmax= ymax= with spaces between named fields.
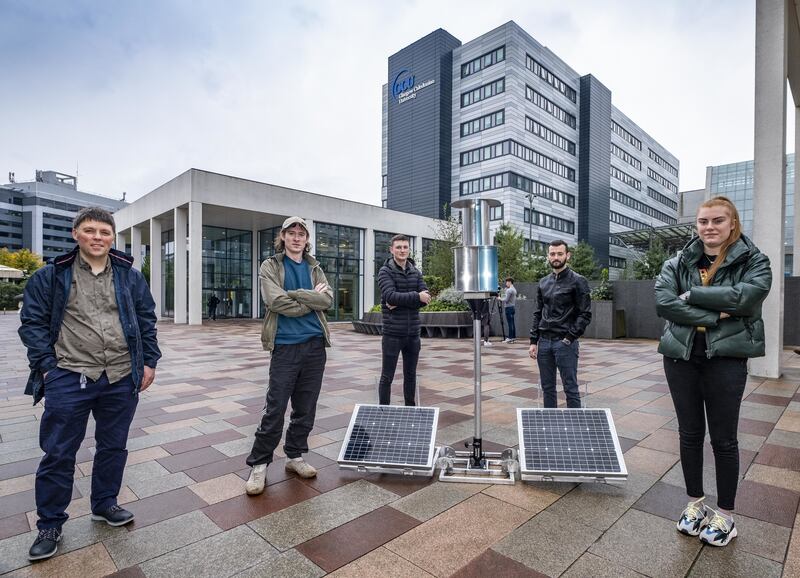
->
xmin=377 ymin=235 xmax=430 ymax=405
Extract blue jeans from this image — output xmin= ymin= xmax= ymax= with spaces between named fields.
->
xmin=505 ymin=307 xmax=516 ymax=340
xmin=537 ymin=337 xmax=580 ymax=408
xmin=36 ymin=368 xmax=138 ymax=530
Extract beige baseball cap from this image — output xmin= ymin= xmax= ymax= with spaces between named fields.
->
xmin=281 ymin=216 xmax=309 ymax=232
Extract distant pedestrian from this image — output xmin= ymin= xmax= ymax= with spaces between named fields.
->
xmin=501 ymin=277 xmax=517 ymax=343
xmin=18 ymin=207 xmax=160 ymax=560
xmin=207 ymin=294 xmax=220 ymax=320
xmin=377 ymin=234 xmax=430 ymax=405
xmin=528 ymin=240 xmax=592 ymax=408
xmin=245 ymin=216 xmax=332 ymax=495
xmin=655 ymin=196 xmax=771 ymax=547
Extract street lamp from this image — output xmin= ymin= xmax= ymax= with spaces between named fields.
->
xmin=525 ymin=192 xmax=536 ymax=254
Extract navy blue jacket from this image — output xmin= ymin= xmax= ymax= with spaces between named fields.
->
xmin=378 ymin=257 xmax=428 ymax=337
xmin=18 ymin=246 xmax=161 ymax=404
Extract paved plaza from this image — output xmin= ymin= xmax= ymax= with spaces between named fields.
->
xmin=2 ymin=314 xmax=800 ymax=577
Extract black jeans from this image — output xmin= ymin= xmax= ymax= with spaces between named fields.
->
xmin=246 ymin=337 xmax=327 ymax=466
xmin=378 ymin=334 xmax=420 ymax=406
xmin=664 ymin=334 xmax=748 ymax=510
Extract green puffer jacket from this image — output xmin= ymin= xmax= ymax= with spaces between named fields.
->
xmin=654 ymin=234 xmax=772 ymax=360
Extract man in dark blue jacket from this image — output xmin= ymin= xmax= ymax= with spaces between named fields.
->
xmin=18 ymin=207 xmax=160 ymax=561
xmin=377 ymin=235 xmax=430 ymax=406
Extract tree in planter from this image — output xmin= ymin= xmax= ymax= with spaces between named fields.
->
xmin=633 ymin=236 xmax=670 ymax=280
xmin=141 ymin=255 xmax=151 ymax=285
xmin=568 ymin=241 xmax=600 ymax=280
xmin=590 ymin=268 xmax=613 ymax=301
xmin=423 ymin=209 xmax=461 ymax=288
xmin=0 ymin=248 xmax=44 ymax=278
xmin=494 ymin=224 xmax=551 ymax=282
xmin=0 ymin=281 xmax=24 ymax=311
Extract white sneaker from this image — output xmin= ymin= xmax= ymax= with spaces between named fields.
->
xmin=699 ymin=509 xmax=738 ymax=546
xmin=245 ymin=464 xmax=267 ymax=495
xmin=483 ymin=340 xmax=492 ymax=347
xmin=285 ymin=458 xmax=317 ymax=479
xmin=676 ymin=497 xmax=708 ymax=536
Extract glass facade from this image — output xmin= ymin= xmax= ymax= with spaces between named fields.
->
xmin=161 ymin=229 xmax=175 ymax=318
xmin=709 ymin=154 xmax=795 ymax=274
xmin=316 ymin=223 xmax=362 ymax=321
xmin=256 ymin=226 xmax=281 ymax=317
xmin=202 ymin=226 xmax=252 ymax=318
xmin=373 ymin=231 xmax=414 ymax=302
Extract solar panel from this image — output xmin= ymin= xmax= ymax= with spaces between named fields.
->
xmin=517 ymin=408 xmax=627 ymax=483
xmin=338 ymin=404 xmax=439 ymax=475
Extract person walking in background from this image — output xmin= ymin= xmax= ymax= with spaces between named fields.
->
xmin=377 ymin=235 xmax=430 ymax=405
xmin=207 ymin=293 xmax=220 ymax=320
xmin=528 ymin=240 xmax=592 ymax=408
xmin=655 ymin=196 xmax=771 ymax=547
xmin=245 ymin=216 xmax=332 ymax=495
xmin=18 ymin=207 xmax=160 ymax=560
xmin=501 ymin=277 xmax=517 ymax=343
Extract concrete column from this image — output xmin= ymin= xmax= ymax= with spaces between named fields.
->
xmin=252 ymin=226 xmax=260 ymax=319
xmin=130 ymin=226 xmax=142 ymax=270
xmin=31 ymin=206 xmax=44 ymax=255
xmin=364 ymin=228 xmax=375 ymax=312
xmin=174 ymin=207 xmax=188 ymax=324
xmin=188 ymin=201 xmax=203 ymax=325
xmin=750 ymin=0 xmax=788 ymax=379
xmin=149 ymin=218 xmax=162 ymax=319
xmin=794 ymin=109 xmax=800 ymax=276
xmin=305 ymin=219 xmax=315 ymax=251
xmin=116 ymin=231 xmax=126 ymax=252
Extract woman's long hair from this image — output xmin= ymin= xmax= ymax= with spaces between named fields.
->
xmin=697 ymin=196 xmax=742 ymax=285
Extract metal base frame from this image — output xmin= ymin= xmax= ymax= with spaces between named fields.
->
xmin=437 ymin=446 xmax=518 ymax=485
xmin=519 ymin=473 xmax=628 ymax=484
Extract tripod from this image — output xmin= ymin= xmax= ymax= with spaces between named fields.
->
xmin=489 ymin=296 xmax=506 ymax=342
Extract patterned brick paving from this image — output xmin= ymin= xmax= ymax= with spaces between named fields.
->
xmin=2 ymin=313 xmax=800 ymax=576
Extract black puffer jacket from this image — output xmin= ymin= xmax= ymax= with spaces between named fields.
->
xmin=378 ymin=257 xmax=428 ymax=337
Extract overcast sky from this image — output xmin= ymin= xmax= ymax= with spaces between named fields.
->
xmin=0 ymin=0 xmax=784 ymax=205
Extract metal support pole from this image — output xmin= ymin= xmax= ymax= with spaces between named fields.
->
xmin=470 ymin=300 xmax=484 ymax=467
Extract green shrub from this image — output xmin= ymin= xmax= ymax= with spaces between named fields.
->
xmin=422 ymin=275 xmax=448 ymax=297
xmin=369 ymin=304 xmax=381 ymax=313
xmin=0 ymin=281 xmax=25 ymax=310
xmin=590 ymin=268 xmax=613 ymax=301
xmin=420 ymin=299 xmax=470 ymax=312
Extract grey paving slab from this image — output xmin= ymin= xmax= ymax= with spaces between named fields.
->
xmin=193 ymin=421 xmax=236 ymax=434
xmin=321 ymin=427 xmax=348 ymax=442
xmin=248 ymin=479 xmax=399 ymax=551
xmin=75 ymin=460 xmax=171 ymax=496
xmin=738 ymin=402 xmax=784 ymax=423
xmin=737 ymin=432 xmax=767 ymax=452
xmin=483 ymin=425 xmax=521 ymax=448
xmin=126 ymin=427 xmax=204 ymax=451
xmin=104 ymin=510 xmax=221 ymax=568
xmin=562 ymin=552 xmax=647 ymax=578
xmin=588 ymin=509 xmax=702 ymax=578
xmin=732 ymin=514 xmax=792 ymax=563
xmin=310 ymin=440 xmax=343 ymax=461
xmin=0 ymin=436 xmax=41 ymax=455
xmin=435 ymin=420 xmax=476 ymax=446
xmin=766 ymin=428 xmax=800 ymax=449
xmin=0 ymin=447 xmax=43 ymax=466
xmin=391 ymin=481 xmax=486 ymax=522
xmin=127 ymin=472 xmax=196 ymax=499
xmin=212 ymin=437 xmax=255 ymax=458
xmin=687 ymin=545 xmax=782 ymax=578
xmin=139 ymin=525 xmax=277 ymax=578
xmin=233 ymin=549 xmax=325 ymax=578
xmin=493 ymin=509 xmax=602 ymax=576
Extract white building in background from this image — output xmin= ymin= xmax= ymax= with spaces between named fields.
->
xmin=113 ymin=169 xmax=442 ymax=325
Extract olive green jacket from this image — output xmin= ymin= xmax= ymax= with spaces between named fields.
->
xmin=654 ymin=235 xmax=772 ymax=360
xmin=259 ymin=252 xmax=332 ymax=352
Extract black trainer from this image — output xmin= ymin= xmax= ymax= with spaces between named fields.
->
xmin=28 ymin=527 xmax=61 ymax=561
xmin=91 ymin=504 xmax=134 ymax=527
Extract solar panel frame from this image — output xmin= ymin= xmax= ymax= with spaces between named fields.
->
xmin=517 ymin=408 xmax=627 ymax=482
xmin=337 ymin=404 xmax=440 ymax=472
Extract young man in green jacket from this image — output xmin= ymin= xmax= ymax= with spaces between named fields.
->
xmin=245 ymin=216 xmax=332 ymax=495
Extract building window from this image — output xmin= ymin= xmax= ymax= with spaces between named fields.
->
xmin=459 ymin=171 xmax=575 ymax=207
xmin=525 ymin=55 xmax=577 ymax=102
xmin=525 ymin=86 xmax=577 ymax=129
xmin=382 ymin=174 xmax=388 ymax=187
xmin=460 ymin=139 xmax=576 ymax=182
xmin=161 ymin=229 xmax=175 ymax=318
xmin=609 ymin=256 xmax=627 ymax=269
xmin=524 ymin=209 xmax=575 ymax=234
xmin=610 ymin=188 xmax=676 ymax=225
xmin=489 ymin=205 xmax=503 ymax=221
xmin=611 ymin=120 xmax=642 ymax=150
xmin=610 ymin=165 xmax=642 ymax=191
xmin=611 ymin=143 xmax=641 ymax=170
xmin=525 ymin=116 xmax=576 ymax=155
xmin=202 ymin=226 xmax=252 ymax=319
xmin=316 ymin=223 xmax=362 ymax=321
xmin=461 ymin=77 xmax=505 ymax=108
xmin=610 ymin=211 xmax=649 ymax=230
xmin=649 ymin=148 xmax=679 ymax=177
xmin=647 ymin=168 xmax=678 ymax=194
xmin=374 ymin=231 xmax=412 ymax=304
xmin=461 ymin=109 xmax=505 ymax=137
xmin=524 ymin=239 xmax=550 ymax=254
xmin=647 ymin=187 xmax=678 ymax=210
xmin=461 ymin=45 xmax=505 ymax=78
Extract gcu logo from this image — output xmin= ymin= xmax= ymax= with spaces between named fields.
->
xmin=392 ymin=69 xmax=415 ymax=99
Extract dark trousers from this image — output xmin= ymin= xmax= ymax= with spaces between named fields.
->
xmin=664 ymin=335 xmax=747 ymax=510
xmin=36 ymin=368 xmax=138 ymax=530
xmin=208 ymin=305 xmax=217 ymax=320
xmin=247 ymin=337 xmax=327 ymax=466
xmin=537 ymin=336 xmax=581 ymax=408
xmin=378 ymin=334 xmax=421 ymax=406
xmin=505 ymin=307 xmax=516 ymax=340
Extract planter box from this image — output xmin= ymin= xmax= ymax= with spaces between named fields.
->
xmin=583 ymin=300 xmax=626 ymax=340
xmin=351 ymin=310 xmax=473 ymax=338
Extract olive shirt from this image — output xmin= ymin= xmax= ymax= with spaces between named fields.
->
xmin=54 ymin=254 xmax=131 ymax=383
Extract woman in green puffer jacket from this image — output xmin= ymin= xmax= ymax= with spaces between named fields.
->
xmin=654 ymin=196 xmax=772 ymax=548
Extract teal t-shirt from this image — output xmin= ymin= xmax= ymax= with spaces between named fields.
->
xmin=275 ymin=257 xmax=323 ymax=345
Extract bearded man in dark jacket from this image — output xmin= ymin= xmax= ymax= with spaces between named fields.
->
xmin=377 ymin=235 xmax=430 ymax=405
